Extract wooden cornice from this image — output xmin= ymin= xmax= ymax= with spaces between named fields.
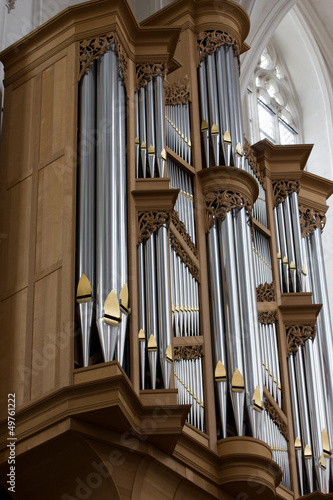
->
xmin=0 ymin=362 xmax=191 ymax=460
xmin=279 ymin=293 xmax=322 ymax=325
xmin=132 ymin=178 xmax=179 ymax=211
xmin=298 ymin=171 xmax=333 ymax=213
xmin=0 ymin=0 xmax=182 ymax=86
xmin=141 ymin=0 xmax=250 ymax=55
xmin=252 ymin=140 xmax=313 ymax=180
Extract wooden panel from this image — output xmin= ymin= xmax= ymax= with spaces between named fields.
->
xmin=0 ymin=289 xmax=28 ymax=415
xmin=31 ymin=270 xmax=61 ymax=400
xmin=6 ymin=78 xmax=36 ymax=187
xmin=39 ymin=57 xmax=67 ymax=162
xmin=1 ymin=177 xmax=32 ymax=298
xmin=35 ymin=160 xmax=64 ymax=273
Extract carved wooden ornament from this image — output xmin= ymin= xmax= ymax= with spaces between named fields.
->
xmin=138 ymin=210 xmax=171 ymax=243
xmin=272 ymin=180 xmax=300 ymax=207
xmin=256 ymin=282 xmax=276 ymax=303
xmin=286 ymin=324 xmax=316 ymax=356
xmin=136 ymin=63 xmax=167 ymax=89
xmin=264 ymin=399 xmax=288 ymax=439
xmin=205 ymin=191 xmax=253 ymax=232
xmin=174 ymin=345 xmax=203 ymax=361
xmin=197 ymin=30 xmax=239 ymax=63
xmin=165 ymin=78 xmax=190 ymax=105
xmin=299 ymin=205 xmax=326 ymax=238
xmin=79 ymin=33 xmax=128 ymax=82
xmin=244 ymin=138 xmax=265 ymax=188
xmin=258 ymin=311 xmax=277 ymax=325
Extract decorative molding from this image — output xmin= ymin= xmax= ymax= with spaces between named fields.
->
xmin=204 ymin=191 xmax=252 ymax=232
xmin=258 ymin=311 xmax=277 ymax=325
xmin=244 ymin=137 xmax=265 ymax=187
xmin=136 ymin=63 xmax=167 ymax=89
xmin=138 ymin=210 xmax=171 ymax=243
xmin=197 ymin=30 xmax=239 ymax=63
xmin=272 ymin=180 xmax=300 ymax=207
xmin=79 ymin=33 xmax=128 ymax=83
xmin=170 ymin=231 xmax=199 ymax=281
xmin=5 ymin=0 xmax=16 ymax=12
xmin=264 ymin=399 xmax=287 ymax=439
xmin=299 ymin=205 xmax=326 ymax=238
xmin=174 ymin=345 xmax=203 ymax=361
xmin=256 ymin=282 xmax=276 ymax=303
xmin=171 ymin=211 xmax=198 ymax=258
xmin=286 ymin=324 xmax=316 ymax=356
xmin=165 ymin=78 xmax=190 ymax=105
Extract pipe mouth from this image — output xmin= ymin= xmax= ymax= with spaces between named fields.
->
xmin=103 ymin=314 xmax=121 ymax=326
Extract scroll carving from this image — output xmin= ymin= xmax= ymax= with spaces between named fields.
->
xmin=138 ymin=210 xmax=170 ymax=243
xmin=174 ymin=345 xmax=203 ymax=360
xmin=205 ymin=191 xmax=253 ymax=232
xmin=256 ymin=282 xmax=276 ymax=302
xmin=299 ymin=205 xmax=326 ymax=238
xmin=136 ymin=63 xmax=167 ymax=89
xmin=197 ymin=30 xmax=240 ymax=63
xmin=165 ymin=78 xmax=190 ymax=105
xmin=264 ymin=399 xmax=288 ymax=439
xmin=273 ymin=180 xmax=300 ymax=207
xmin=170 ymin=231 xmax=200 ymax=281
xmin=171 ymin=211 xmax=198 ymax=258
xmin=258 ymin=311 xmax=277 ymax=325
xmin=79 ymin=33 xmax=128 ymax=82
xmin=244 ymin=137 xmax=265 ymax=187
xmin=286 ymin=324 xmax=316 ymax=356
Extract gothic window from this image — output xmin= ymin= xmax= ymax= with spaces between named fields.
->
xmin=247 ymin=44 xmax=300 ymax=146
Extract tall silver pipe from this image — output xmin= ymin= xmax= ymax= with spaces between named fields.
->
xmin=283 ymin=197 xmax=297 ymax=292
xmin=138 ymin=243 xmax=146 ymax=389
xmin=139 ymin=87 xmax=147 ymax=178
xmin=155 ymin=75 xmax=166 ymax=177
xmin=235 ymin=208 xmax=263 ymax=438
xmin=77 ymin=65 xmax=96 ymax=367
xmin=135 ymin=91 xmax=140 ymax=178
xmin=225 ymin=46 xmax=237 ymax=155
xmin=294 ymin=349 xmax=314 ymax=492
xmin=156 ymin=225 xmax=172 ymax=388
xmin=219 ymin=212 xmax=245 ymax=436
xmin=198 ymin=59 xmax=210 ymax=168
xmin=146 ymin=79 xmax=156 ymax=178
xmin=96 ymin=48 xmax=121 ymax=362
xmin=117 ymin=73 xmax=129 ymax=367
xmin=207 ymin=222 xmax=227 ymax=437
xmin=276 ymin=203 xmax=289 ymax=293
xmin=290 ymin=192 xmax=303 ymax=292
xmin=288 ymin=355 xmax=304 ymax=495
xmin=206 ymin=53 xmax=220 ymax=166
xmin=145 ymin=234 xmax=158 ymax=388
xmin=273 ymin=208 xmax=283 ymax=290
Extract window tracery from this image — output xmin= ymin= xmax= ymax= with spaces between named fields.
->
xmin=247 ymin=43 xmax=300 ymax=146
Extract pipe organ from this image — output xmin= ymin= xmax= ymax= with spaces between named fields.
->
xmin=73 ymin=1 xmax=333 ymax=495
xmin=1 ymin=0 xmax=333 ymax=498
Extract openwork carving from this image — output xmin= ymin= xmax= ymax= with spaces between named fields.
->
xmin=138 ymin=210 xmax=170 ymax=243
xmin=174 ymin=345 xmax=203 ymax=360
xmin=205 ymin=191 xmax=253 ymax=232
xmin=299 ymin=205 xmax=327 ymax=238
xmin=273 ymin=180 xmax=300 ymax=207
xmin=286 ymin=324 xmax=316 ymax=356
xmin=5 ymin=0 xmax=16 ymax=12
xmin=197 ymin=30 xmax=240 ymax=63
xmin=258 ymin=311 xmax=277 ymax=325
xmin=171 ymin=211 xmax=198 ymax=258
xmin=165 ymin=78 xmax=190 ymax=105
xmin=79 ymin=33 xmax=128 ymax=82
xmin=170 ymin=232 xmax=200 ymax=281
xmin=244 ymin=137 xmax=265 ymax=187
xmin=256 ymin=282 xmax=276 ymax=302
xmin=264 ymin=399 xmax=287 ymax=439
xmin=136 ymin=63 xmax=167 ymax=89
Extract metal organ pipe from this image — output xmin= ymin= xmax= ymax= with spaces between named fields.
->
xmin=77 ymin=66 xmax=96 ymax=368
